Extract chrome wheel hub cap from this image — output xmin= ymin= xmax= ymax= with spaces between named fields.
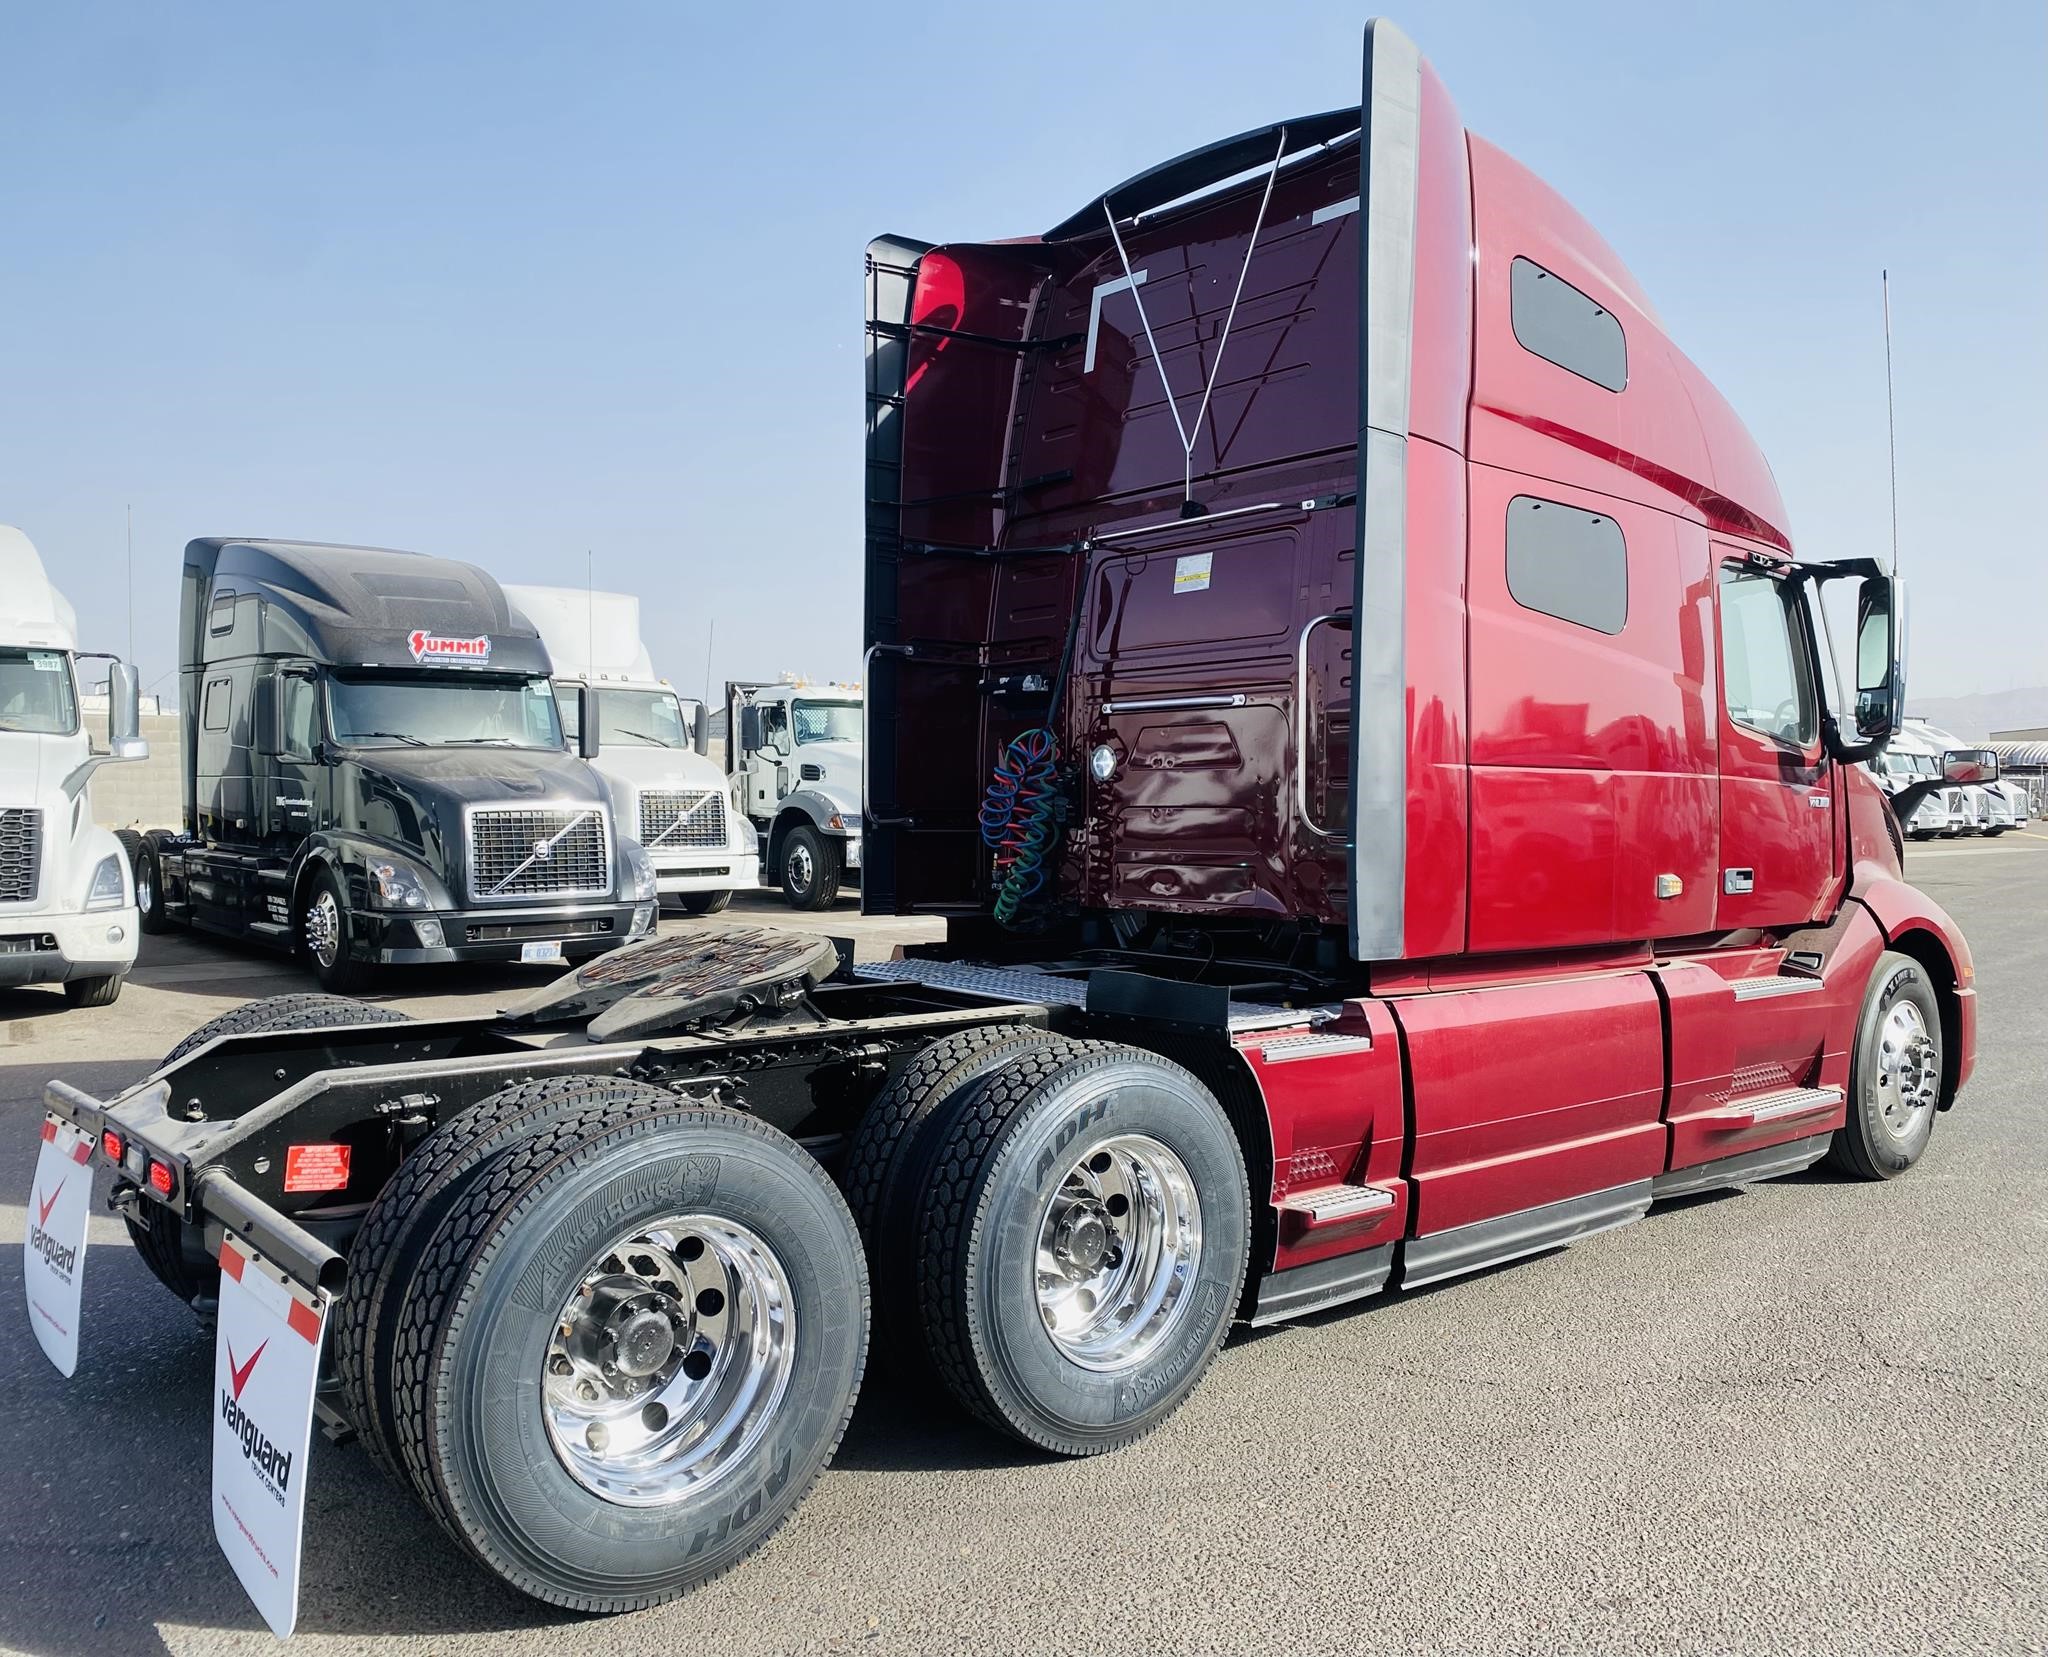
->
xmin=543 ymin=1215 xmax=795 ymax=1507
xmin=136 ymin=867 xmax=154 ymax=911
xmin=304 ymin=891 xmax=340 ymax=967
xmin=1035 ymin=1133 xmax=1202 ymax=1373
xmin=787 ymin=844 xmax=813 ymax=894
xmin=1875 ymin=999 xmax=1939 ymax=1134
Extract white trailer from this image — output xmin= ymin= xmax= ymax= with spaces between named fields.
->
xmin=0 ymin=526 xmax=149 ymax=1004
xmin=506 ymin=585 xmax=758 ymax=913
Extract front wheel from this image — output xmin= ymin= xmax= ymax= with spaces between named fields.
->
xmin=63 ymin=974 xmax=121 ymax=1008
xmin=299 ymin=865 xmax=374 ymax=993
xmin=779 ymin=826 xmax=840 ymax=910
xmin=1828 ymin=950 xmax=1944 ymax=1180
xmin=677 ymin=889 xmax=733 ymax=915
xmin=917 ymin=1043 xmax=1248 ymax=1457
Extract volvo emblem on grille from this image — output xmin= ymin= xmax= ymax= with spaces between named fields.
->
xmin=531 ymin=838 xmax=554 ymax=861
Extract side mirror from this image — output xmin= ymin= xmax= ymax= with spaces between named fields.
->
xmin=1851 ymin=574 xmax=1905 ymax=746
xmin=691 ymin=702 xmax=710 ymax=758
xmin=738 ymin=705 xmax=764 ymax=754
xmin=576 ymin=686 xmax=602 ymax=760
xmin=1944 ymin=748 xmax=1999 ymax=786
xmin=106 ymin=661 xmax=148 ymax=762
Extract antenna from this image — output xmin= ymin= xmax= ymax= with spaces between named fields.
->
xmin=1882 ymin=270 xmax=1900 ymax=578
xmin=586 ymin=550 xmax=594 ymax=675
xmin=702 ymin=618 xmax=715 ymax=712
xmin=125 ymin=504 xmax=134 ymax=663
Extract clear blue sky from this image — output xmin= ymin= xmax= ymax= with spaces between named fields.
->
xmin=2 ymin=1 xmax=2040 ymax=707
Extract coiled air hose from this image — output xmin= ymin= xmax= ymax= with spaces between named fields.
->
xmin=980 ymin=727 xmax=1060 ymax=926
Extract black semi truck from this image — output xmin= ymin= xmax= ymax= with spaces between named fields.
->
xmin=130 ymin=538 xmax=658 ymax=989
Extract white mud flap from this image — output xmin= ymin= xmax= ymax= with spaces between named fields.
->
xmin=212 ymin=1233 xmax=327 ymax=1639
xmin=24 ymin=1116 xmax=94 ymax=1376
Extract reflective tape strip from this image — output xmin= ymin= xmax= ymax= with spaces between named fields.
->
xmin=219 ymin=1234 xmax=324 ymax=1343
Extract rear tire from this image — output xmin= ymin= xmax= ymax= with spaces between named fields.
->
xmin=335 ymin=1074 xmax=678 ymax=1483
xmin=125 ymin=994 xmax=411 ymax=1306
xmin=387 ymin=1104 xmax=868 ymax=1611
xmin=299 ymin=864 xmax=375 ymax=993
xmin=916 ymin=1042 xmax=1248 ymax=1457
xmin=1827 ymin=950 xmax=1944 ymax=1180
xmin=841 ymin=1026 xmax=1079 ymax=1380
xmin=779 ymin=826 xmax=840 ymax=910
xmin=63 ymin=974 xmax=121 ymax=1008
xmin=677 ymin=890 xmax=733 ymax=915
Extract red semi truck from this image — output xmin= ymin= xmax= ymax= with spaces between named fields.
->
xmin=25 ymin=18 xmax=1980 ymax=1623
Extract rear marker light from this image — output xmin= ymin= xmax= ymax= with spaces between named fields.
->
xmin=147 ymin=1160 xmax=175 ymax=1198
xmin=102 ymin=1129 xmax=124 ymax=1163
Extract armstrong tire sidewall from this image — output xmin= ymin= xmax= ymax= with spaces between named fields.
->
xmin=1855 ymin=957 xmax=1941 ymax=1175
xmin=968 ymin=1059 xmax=1246 ymax=1446
xmin=434 ymin=1122 xmax=865 ymax=1603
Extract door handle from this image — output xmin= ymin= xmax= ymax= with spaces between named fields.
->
xmin=1295 ymin=612 xmax=1353 ymax=842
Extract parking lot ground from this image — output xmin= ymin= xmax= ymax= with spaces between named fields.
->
xmin=2 ymin=847 xmax=2043 ymax=1656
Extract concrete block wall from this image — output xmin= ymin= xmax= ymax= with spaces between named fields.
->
xmin=89 ymin=714 xmax=184 ymax=831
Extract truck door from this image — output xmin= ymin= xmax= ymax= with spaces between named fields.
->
xmin=1714 ymin=557 xmax=1834 ymax=929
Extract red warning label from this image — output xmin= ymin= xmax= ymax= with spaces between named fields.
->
xmin=282 ymin=1144 xmax=350 ymax=1194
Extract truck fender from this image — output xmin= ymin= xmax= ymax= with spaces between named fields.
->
xmin=1850 ymin=874 xmax=1977 ymax=1098
xmin=767 ymin=792 xmax=850 ymax=874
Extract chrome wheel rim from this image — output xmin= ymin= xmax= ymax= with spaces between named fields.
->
xmin=543 ymin=1215 xmax=796 ymax=1508
xmin=786 ymin=842 xmax=813 ymax=896
xmin=304 ymin=890 xmax=341 ymax=968
xmin=136 ymin=863 xmax=154 ymax=913
xmin=1035 ymin=1132 xmax=1202 ymax=1373
xmin=1875 ymin=999 xmax=1939 ymax=1135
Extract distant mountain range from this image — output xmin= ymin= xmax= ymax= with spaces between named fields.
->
xmin=1906 ymin=687 xmax=2048 ymax=739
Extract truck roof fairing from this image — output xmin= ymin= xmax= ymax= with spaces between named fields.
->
xmin=180 ymin=538 xmax=553 ymax=679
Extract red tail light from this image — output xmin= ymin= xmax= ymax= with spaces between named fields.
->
xmin=147 ymin=1160 xmax=174 ymax=1198
xmin=102 ymin=1129 xmax=124 ymax=1163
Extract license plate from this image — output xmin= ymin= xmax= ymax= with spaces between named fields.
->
xmin=213 ymin=1233 xmax=327 ymax=1638
xmin=521 ymin=941 xmax=563 ymax=964
xmin=24 ymin=1116 xmax=94 ymax=1377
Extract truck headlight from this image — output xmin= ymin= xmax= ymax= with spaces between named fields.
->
xmin=621 ymin=838 xmax=657 ymax=902
xmin=368 ymin=857 xmax=432 ymax=909
xmin=84 ymin=853 xmax=126 ymax=910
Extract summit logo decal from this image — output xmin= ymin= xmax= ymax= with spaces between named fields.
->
xmin=407 ymin=629 xmax=491 ymax=665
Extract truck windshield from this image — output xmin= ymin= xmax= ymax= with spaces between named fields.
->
xmin=0 ymin=648 xmax=78 ymax=735
xmin=792 ymin=700 xmax=861 ymax=745
xmin=327 ymin=673 xmax=564 ymax=750
xmin=589 ymin=688 xmax=693 ymax=749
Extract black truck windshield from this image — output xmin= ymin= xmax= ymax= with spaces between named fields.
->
xmin=0 ymin=648 xmax=79 ymax=735
xmin=328 ymin=673 xmax=564 ymax=750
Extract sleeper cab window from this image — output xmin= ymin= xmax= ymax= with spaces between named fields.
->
xmin=1510 ymin=257 xmax=1627 ymax=391
xmin=209 ymin=588 xmax=236 ymax=634
xmin=1505 ymin=496 xmax=1627 ymax=635
xmin=202 ymin=676 xmax=233 ymax=732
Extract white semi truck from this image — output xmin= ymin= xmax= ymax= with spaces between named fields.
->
xmin=725 ymin=678 xmax=862 ymax=908
xmin=1905 ymin=717 xmax=2026 ymax=836
xmin=0 ymin=526 xmax=148 ymax=1006
xmin=506 ymin=585 xmax=758 ymax=913
xmin=1872 ymin=723 xmax=1969 ymax=839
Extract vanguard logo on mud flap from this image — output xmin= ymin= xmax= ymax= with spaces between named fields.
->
xmin=220 ymin=1342 xmax=294 ymax=1495
xmin=27 ymin=1182 xmax=78 ymax=1279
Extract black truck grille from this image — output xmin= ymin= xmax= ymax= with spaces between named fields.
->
xmin=639 ymin=790 xmax=727 ymax=851
xmin=467 ymin=806 xmax=611 ymax=901
xmin=0 ymin=809 xmax=40 ymax=903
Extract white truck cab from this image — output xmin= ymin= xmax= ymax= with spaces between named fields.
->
xmin=506 ymin=586 xmax=758 ymax=913
xmin=0 ymin=526 xmax=148 ymax=1005
xmin=1905 ymin=717 xmax=2006 ymax=837
xmin=725 ymin=679 xmax=863 ymax=908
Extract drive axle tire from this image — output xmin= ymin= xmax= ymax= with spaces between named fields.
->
xmin=130 ymin=839 xmax=171 ymax=934
xmin=779 ymin=826 xmax=840 ymax=910
xmin=388 ymin=1105 xmax=868 ymax=1612
xmin=126 ymin=995 xmax=410 ymax=1306
xmin=1827 ymin=950 xmax=1944 ymax=1181
xmin=917 ymin=1042 xmax=1248 ymax=1457
xmin=841 ymin=1026 xmax=1081 ymax=1379
xmin=335 ymin=1074 xmax=678 ymax=1483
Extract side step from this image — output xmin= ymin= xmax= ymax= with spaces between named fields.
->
xmin=1275 ymin=1183 xmax=1396 ymax=1225
xmin=1652 ymin=1132 xmax=1831 ymax=1201
xmin=1730 ymin=974 xmax=1824 ymax=1002
xmin=1700 ymin=1084 xmax=1842 ymax=1128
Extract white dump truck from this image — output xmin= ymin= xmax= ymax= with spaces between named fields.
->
xmin=725 ymin=678 xmax=862 ymax=908
xmin=0 ymin=526 xmax=149 ymax=1005
xmin=506 ymin=585 xmax=757 ymax=913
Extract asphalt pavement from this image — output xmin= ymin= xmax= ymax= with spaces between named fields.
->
xmin=2 ymin=852 xmax=2043 ymax=1656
